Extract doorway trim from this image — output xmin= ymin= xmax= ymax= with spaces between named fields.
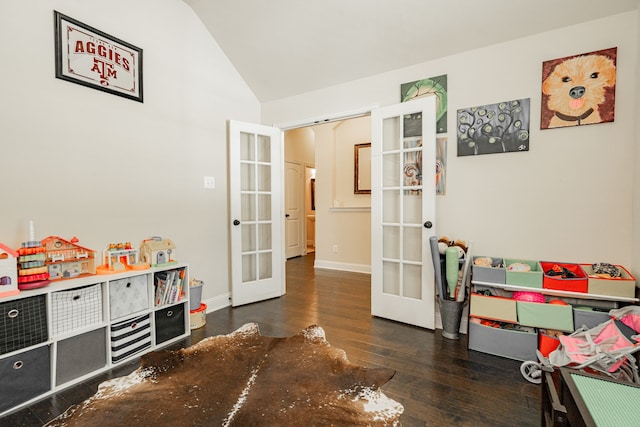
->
xmin=273 ymin=105 xmax=378 ymax=130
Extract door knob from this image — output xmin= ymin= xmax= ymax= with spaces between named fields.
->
xmin=285 ymin=214 xmax=290 ymax=218
xmin=233 ymin=219 xmax=240 ymax=226
xmin=423 ymin=221 xmax=433 ymax=229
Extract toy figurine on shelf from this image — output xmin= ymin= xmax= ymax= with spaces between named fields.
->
xmin=16 ymin=220 xmax=50 ymax=290
xmin=42 ymin=236 xmax=96 ymax=280
xmin=140 ymin=236 xmax=177 ymax=267
xmin=0 ymin=242 xmax=20 ymax=298
xmin=96 ymin=241 xmax=150 ymax=275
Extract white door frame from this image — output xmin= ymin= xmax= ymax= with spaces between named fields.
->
xmin=273 ymin=106 xmax=377 ymax=131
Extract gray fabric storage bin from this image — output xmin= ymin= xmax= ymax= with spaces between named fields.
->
xmin=56 ymin=327 xmax=107 ymax=386
xmin=109 ymin=275 xmax=149 ymax=321
xmin=0 ymin=345 xmax=51 ymax=412
xmin=468 ymin=321 xmax=537 ymax=362
xmin=471 ymin=257 xmax=506 ymax=284
xmin=573 ymin=307 xmax=611 ymax=330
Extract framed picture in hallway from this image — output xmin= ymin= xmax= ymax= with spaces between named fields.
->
xmin=54 ymin=11 xmax=143 ymax=103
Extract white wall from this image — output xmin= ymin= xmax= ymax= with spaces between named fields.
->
xmin=332 ymin=117 xmax=371 ymax=209
xmin=0 ymin=0 xmax=260 ymax=309
xmin=263 ymin=12 xmax=640 ymax=277
xmin=284 ymin=127 xmax=315 ymax=166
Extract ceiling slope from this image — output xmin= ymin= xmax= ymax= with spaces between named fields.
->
xmin=183 ymin=0 xmax=639 ymax=102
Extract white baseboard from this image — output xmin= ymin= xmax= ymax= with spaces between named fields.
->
xmin=313 ymin=259 xmax=371 ymax=274
xmin=203 ymin=293 xmax=231 ymax=313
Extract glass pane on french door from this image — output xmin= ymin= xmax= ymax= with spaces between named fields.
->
xmin=240 ymin=131 xmax=273 ymax=283
xmin=381 ymin=114 xmax=423 ymax=300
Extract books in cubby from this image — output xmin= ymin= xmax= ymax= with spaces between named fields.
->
xmin=154 ymin=268 xmax=185 ymax=306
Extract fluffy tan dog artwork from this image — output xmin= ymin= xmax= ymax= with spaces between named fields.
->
xmin=541 ymin=47 xmax=617 ymax=129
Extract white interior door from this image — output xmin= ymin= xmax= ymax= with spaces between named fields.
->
xmin=284 ymin=161 xmax=304 ymax=259
xmin=229 ymin=120 xmax=285 ymax=307
xmin=370 ymin=96 xmax=437 ymax=329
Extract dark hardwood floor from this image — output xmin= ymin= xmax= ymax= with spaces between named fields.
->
xmin=3 ymin=253 xmax=540 ymax=426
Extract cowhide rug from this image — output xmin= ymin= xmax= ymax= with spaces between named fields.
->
xmin=47 ymin=323 xmax=403 ymax=426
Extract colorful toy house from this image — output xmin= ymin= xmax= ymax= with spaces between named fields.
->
xmin=96 ymin=242 xmax=149 ymax=274
xmin=42 ymin=236 xmax=96 ymax=280
xmin=0 ymin=242 xmax=19 ymax=298
xmin=140 ymin=237 xmax=177 ymax=267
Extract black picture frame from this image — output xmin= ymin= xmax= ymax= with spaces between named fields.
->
xmin=310 ymin=178 xmax=316 ymax=211
xmin=54 ymin=11 xmax=143 ymax=103
xmin=354 ymin=143 xmax=371 ymax=194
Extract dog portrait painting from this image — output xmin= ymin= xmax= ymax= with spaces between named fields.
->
xmin=541 ymin=47 xmax=617 ymax=129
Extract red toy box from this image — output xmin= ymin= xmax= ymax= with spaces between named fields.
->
xmin=540 ymin=262 xmax=588 ymax=293
xmin=538 ymin=330 xmax=561 ymax=357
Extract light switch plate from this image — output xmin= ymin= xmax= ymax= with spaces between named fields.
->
xmin=203 ymin=176 xmax=216 ymax=189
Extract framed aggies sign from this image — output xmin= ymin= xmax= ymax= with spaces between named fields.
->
xmin=54 ymin=11 xmax=143 ymax=102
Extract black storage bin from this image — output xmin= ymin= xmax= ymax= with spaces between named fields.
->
xmin=0 ymin=345 xmax=51 ymax=412
xmin=155 ymin=303 xmax=185 ymax=345
xmin=56 ymin=327 xmax=107 ymax=386
xmin=0 ymin=295 xmax=48 ymax=354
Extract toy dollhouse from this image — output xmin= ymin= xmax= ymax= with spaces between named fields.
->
xmin=0 ymin=242 xmax=19 ymax=298
xmin=96 ymin=242 xmax=149 ymax=274
xmin=140 ymin=237 xmax=177 ymax=267
xmin=42 ymin=236 xmax=97 ymax=280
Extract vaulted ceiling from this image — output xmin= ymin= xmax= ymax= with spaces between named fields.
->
xmin=183 ymin=0 xmax=639 ymax=102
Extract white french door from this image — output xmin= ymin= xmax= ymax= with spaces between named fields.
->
xmin=370 ymin=96 xmax=437 ymax=329
xmin=228 ymin=120 xmax=285 ymax=307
